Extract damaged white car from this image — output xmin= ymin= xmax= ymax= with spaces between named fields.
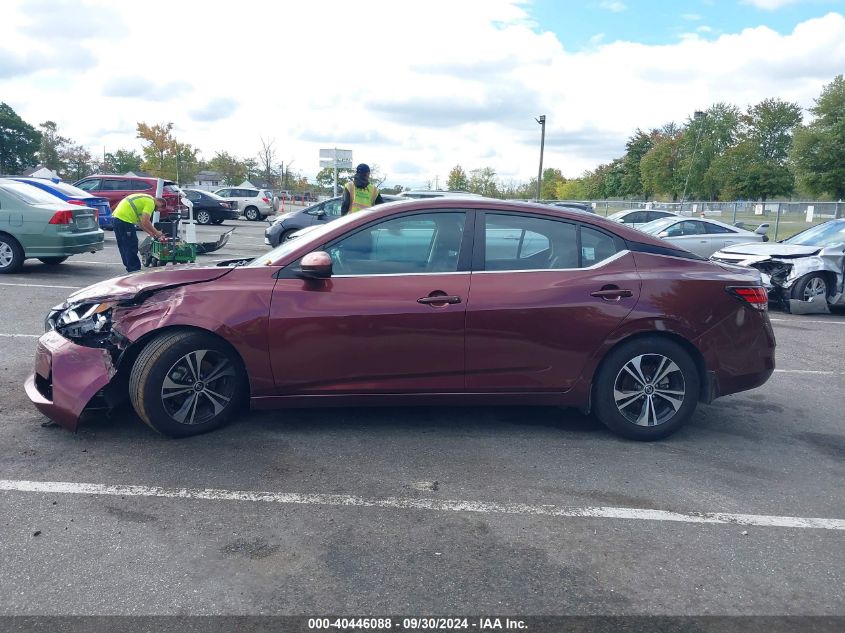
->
xmin=711 ymin=219 xmax=845 ymax=314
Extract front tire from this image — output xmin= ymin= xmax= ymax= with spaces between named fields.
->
xmin=593 ymin=336 xmax=700 ymax=441
xmin=38 ymin=256 xmax=68 ymax=265
xmin=790 ymin=273 xmax=828 ymax=302
xmin=211 ymin=219 xmax=224 ymax=225
xmin=244 ymin=207 xmax=260 ymax=221
xmin=196 ymin=210 xmax=212 ymax=225
xmin=129 ymin=331 xmax=246 ymax=437
xmin=0 ymin=235 xmax=25 ymax=274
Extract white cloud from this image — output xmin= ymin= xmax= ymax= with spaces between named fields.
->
xmin=1 ymin=0 xmax=844 ymax=186
xmin=742 ymin=0 xmax=801 ymax=9
xmin=599 ymin=1 xmax=627 ymax=12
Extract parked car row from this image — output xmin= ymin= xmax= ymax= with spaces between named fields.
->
xmin=0 ymin=178 xmax=104 ymax=273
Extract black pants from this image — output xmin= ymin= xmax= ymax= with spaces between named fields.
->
xmin=113 ymin=218 xmax=141 ymax=273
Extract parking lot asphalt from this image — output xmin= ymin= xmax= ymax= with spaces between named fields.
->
xmin=0 ymin=218 xmax=843 ymax=615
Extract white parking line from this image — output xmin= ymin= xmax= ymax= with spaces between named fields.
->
xmin=0 ymin=283 xmax=81 ymax=289
xmin=774 ymin=369 xmax=844 ymax=375
xmin=770 ymin=318 xmax=845 ymax=325
xmin=0 ymin=333 xmax=39 ymax=338
xmin=1 ymin=479 xmax=842 ymax=531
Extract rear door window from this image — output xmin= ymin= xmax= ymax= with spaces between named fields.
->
xmin=75 ymin=179 xmax=102 ymax=192
xmin=484 ymin=214 xmax=576 ymax=270
xmin=131 ymin=180 xmax=153 ymax=191
xmin=100 ymin=179 xmax=134 ymax=191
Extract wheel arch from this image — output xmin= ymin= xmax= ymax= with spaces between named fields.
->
xmin=588 ymin=330 xmax=710 ymax=413
xmin=117 ymin=324 xmax=251 ymax=400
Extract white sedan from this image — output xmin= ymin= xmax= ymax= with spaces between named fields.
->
xmin=607 ymin=208 xmax=678 ymax=229
xmin=638 ymin=216 xmax=769 ymax=257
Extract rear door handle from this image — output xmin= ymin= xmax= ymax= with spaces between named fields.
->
xmin=590 ymin=288 xmax=633 ymax=299
xmin=418 ymin=295 xmax=462 ymax=305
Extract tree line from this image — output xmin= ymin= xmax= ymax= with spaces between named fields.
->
xmin=2 ymin=74 xmax=842 ymax=198
xmin=446 ymin=74 xmax=845 ymax=202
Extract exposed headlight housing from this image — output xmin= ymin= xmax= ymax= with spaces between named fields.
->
xmin=47 ymin=302 xmax=115 ymax=341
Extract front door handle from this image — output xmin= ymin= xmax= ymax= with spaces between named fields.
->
xmin=590 ymin=288 xmax=633 ymax=300
xmin=418 ymin=295 xmax=462 ymax=305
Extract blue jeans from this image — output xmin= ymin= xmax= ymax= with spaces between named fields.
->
xmin=113 ymin=218 xmax=141 ymax=273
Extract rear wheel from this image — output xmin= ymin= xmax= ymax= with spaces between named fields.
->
xmin=593 ymin=336 xmax=699 ymax=441
xmin=244 ymin=206 xmax=260 ymax=221
xmin=0 ymin=235 xmax=24 ymax=274
xmin=195 ymin=210 xmax=212 ymax=225
xmin=129 ymin=331 xmax=246 ymax=437
xmin=38 ymin=256 xmax=68 ymax=265
xmin=280 ymin=229 xmax=297 ymax=243
xmin=790 ymin=273 xmax=828 ymax=302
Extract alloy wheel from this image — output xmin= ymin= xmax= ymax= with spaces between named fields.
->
xmin=0 ymin=242 xmax=12 ymax=268
xmin=613 ymin=353 xmax=686 ymax=427
xmin=160 ymin=349 xmax=237 ymax=425
xmin=803 ymin=276 xmax=827 ymax=301
xmin=197 ymin=211 xmax=211 ymax=224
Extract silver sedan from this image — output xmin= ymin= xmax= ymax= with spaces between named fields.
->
xmin=638 ymin=216 xmax=769 ymax=257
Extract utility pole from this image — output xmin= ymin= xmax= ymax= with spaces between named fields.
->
xmin=536 ymin=115 xmax=546 ymax=201
xmin=680 ymin=110 xmax=706 ymax=213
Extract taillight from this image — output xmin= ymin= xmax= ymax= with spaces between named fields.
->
xmin=726 ymin=286 xmax=768 ymax=311
xmin=262 ymin=197 xmax=270 ymax=203
xmin=67 ymin=199 xmax=86 ymax=206
xmin=48 ymin=210 xmax=74 ymax=225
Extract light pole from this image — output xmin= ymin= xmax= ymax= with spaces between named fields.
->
xmin=680 ymin=110 xmax=706 ymax=213
xmin=536 ymin=115 xmax=546 ymax=201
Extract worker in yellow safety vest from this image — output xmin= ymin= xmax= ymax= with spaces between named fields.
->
xmin=341 ymin=163 xmax=383 ymax=215
xmin=112 ymin=194 xmax=167 ymax=273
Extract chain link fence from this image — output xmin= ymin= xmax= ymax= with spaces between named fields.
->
xmin=570 ymin=200 xmax=845 ymax=240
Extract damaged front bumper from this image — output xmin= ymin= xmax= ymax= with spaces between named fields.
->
xmin=25 ymin=329 xmax=117 ymax=431
xmin=711 ymin=251 xmax=844 ymax=311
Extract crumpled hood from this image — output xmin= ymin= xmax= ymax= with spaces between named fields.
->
xmin=67 ymin=265 xmax=234 ymax=304
xmin=717 ymin=243 xmax=821 ymax=258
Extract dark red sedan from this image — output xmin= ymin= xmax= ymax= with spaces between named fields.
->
xmin=26 ymin=199 xmax=776 ymax=440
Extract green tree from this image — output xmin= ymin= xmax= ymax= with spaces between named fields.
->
xmin=0 ymin=102 xmax=41 ymax=174
xmin=468 ymin=167 xmax=499 ymax=197
xmin=640 ymin=131 xmax=683 ymax=200
xmin=136 ymin=121 xmax=175 ymax=176
xmin=680 ymin=103 xmax=740 ymax=200
xmin=315 ymin=166 xmax=353 ymax=192
xmin=555 ymin=178 xmax=589 ymax=200
xmin=620 ymin=129 xmax=659 ymax=197
xmin=541 ymin=167 xmax=565 ymax=199
xmin=38 ymin=121 xmax=70 ymax=172
xmin=792 ymin=75 xmax=845 ymax=199
xmin=710 ymin=98 xmax=801 ymax=200
xmin=60 ymin=143 xmax=94 ymax=181
xmin=105 ymin=149 xmax=143 ymax=174
xmin=209 ymin=151 xmax=246 ymax=185
xmin=447 ymin=165 xmax=469 ymax=191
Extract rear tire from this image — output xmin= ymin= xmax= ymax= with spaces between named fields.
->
xmin=38 ymin=256 xmax=68 ymax=265
xmin=593 ymin=336 xmax=700 ymax=441
xmin=129 ymin=331 xmax=246 ymax=437
xmin=212 ymin=219 xmax=224 ymax=225
xmin=244 ymin=207 xmax=260 ymax=221
xmin=196 ymin=210 xmax=212 ymax=225
xmin=0 ymin=235 xmax=24 ymax=274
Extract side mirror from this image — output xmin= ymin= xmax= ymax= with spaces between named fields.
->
xmin=657 ymin=231 xmax=669 ymax=238
xmin=296 ymin=251 xmax=332 ymax=280
xmin=754 ymin=223 xmax=770 ymax=235
xmin=315 ymin=209 xmax=326 ymax=217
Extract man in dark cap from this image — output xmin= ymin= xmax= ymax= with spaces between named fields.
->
xmin=341 ymin=163 xmax=383 ymax=215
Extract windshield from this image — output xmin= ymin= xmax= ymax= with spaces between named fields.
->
xmin=246 ymin=212 xmax=361 ymax=267
xmin=607 ymin=210 xmax=635 ymax=220
xmin=0 ymin=181 xmax=64 ymax=205
xmin=638 ymin=217 xmax=677 ymax=235
xmin=784 ymin=221 xmax=845 ymax=247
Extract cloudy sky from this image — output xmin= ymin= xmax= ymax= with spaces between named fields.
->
xmin=2 ymin=0 xmax=845 ymax=188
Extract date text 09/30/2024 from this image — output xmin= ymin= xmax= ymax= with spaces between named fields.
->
xmin=307 ymin=618 xmax=527 ymax=630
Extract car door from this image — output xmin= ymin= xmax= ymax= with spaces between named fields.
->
xmin=268 ymin=210 xmax=472 ymax=394
xmin=465 ymin=211 xmax=641 ymax=392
